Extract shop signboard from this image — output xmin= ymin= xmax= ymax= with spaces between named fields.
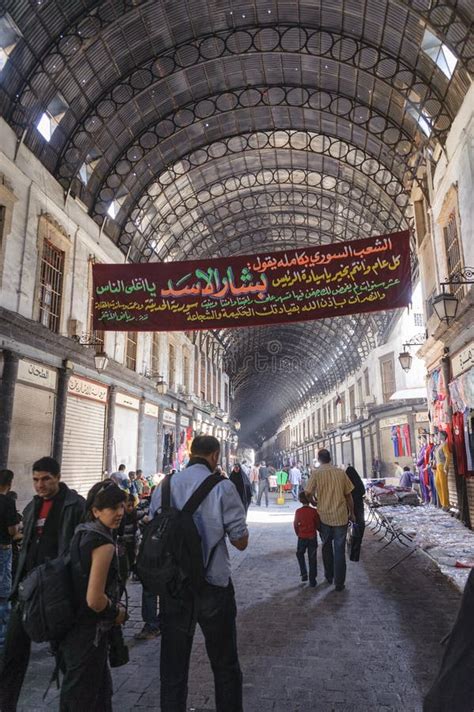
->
xmin=68 ymin=375 xmax=107 ymax=403
xmin=379 ymin=415 xmax=408 ymax=428
xmin=18 ymin=359 xmax=57 ymax=391
xmin=116 ymin=392 xmax=139 ymax=410
xmin=415 ymin=411 xmax=429 ymax=422
xmin=144 ymin=402 xmax=159 ymax=418
xmin=163 ymin=409 xmax=177 ymax=424
xmin=93 ymin=231 xmax=411 ymax=332
xmin=452 ymin=341 xmax=474 ymax=378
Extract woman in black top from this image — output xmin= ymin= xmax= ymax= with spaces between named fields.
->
xmin=59 ymin=480 xmax=127 ymax=712
xmin=345 ymin=465 xmax=366 ymax=562
xmin=229 ymin=464 xmax=252 ymax=512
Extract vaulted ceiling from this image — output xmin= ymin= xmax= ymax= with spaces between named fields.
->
xmin=1 ymin=0 xmax=472 ymax=446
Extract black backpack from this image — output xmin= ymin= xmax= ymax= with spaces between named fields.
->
xmin=136 ymin=472 xmax=222 ymax=598
xmin=18 ymin=524 xmax=115 ymax=643
xmin=18 ymin=554 xmax=76 ymax=643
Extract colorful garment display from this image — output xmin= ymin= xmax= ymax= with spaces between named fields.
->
xmin=434 ymin=440 xmax=451 ymax=508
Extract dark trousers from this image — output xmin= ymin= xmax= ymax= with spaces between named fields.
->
xmin=320 ymin=523 xmax=348 ymax=587
xmin=349 ymin=501 xmax=366 ymax=562
xmin=160 ymin=581 xmax=242 ymax=712
xmin=59 ymin=624 xmax=112 ymax=712
xmin=296 ymin=537 xmax=318 ymax=585
xmin=0 ymin=604 xmax=31 ymax=711
xmin=142 ymin=588 xmax=160 ymax=631
xmin=257 ymin=480 xmax=269 ymax=507
xmin=424 ymin=569 xmax=474 ymax=712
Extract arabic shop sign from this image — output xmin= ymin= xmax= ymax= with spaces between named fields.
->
xmin=93 ymin=230 xmax=411 ymax=332
xmin=452 ymin=341 xmax=474 ymax=379
xmin=68 ymin=376 xmax=108 ymax=403
xmin=18 ymin=359 xmax=57 ymax=390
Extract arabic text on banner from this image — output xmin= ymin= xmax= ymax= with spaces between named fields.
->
xmin=92 ymin=230 xmax=411 ymax=332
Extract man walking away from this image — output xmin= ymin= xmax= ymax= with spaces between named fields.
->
xmin=149 ymin=435 xmax=248 ymax=712
xmin=257 ymin=461 xmax=270 ymax=507
xmin=110 ymin=463 xmax=128 ymax=489
xmin=249 ymin=463 xmax=259 ymax=501
xmin=305 ymin=449 xmax=354 ymax=592
xmin=289 ymin=463 xmax=302 ymax=501
xmin=0 ymin=471 xmax=18 ymax=651
xmin=0 ymin=457 xmax=85 ymax=712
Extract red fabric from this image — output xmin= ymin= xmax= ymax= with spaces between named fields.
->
xmin=453 ymin=411 xmax=468 ymax=477
xmin=36 ymin=499 xmax=53 ymax=536
xmin=294 ymin=506 xmax=320 ymax=539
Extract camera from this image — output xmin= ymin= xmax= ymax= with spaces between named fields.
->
xmin=108 ymin=625 xmax=129 ymax=668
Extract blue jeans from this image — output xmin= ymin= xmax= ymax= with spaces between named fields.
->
xmin=142 ymin=588 xmax=160 ymax=631
xmin=0 ymin=547 xmax=12 ymax=599
xmin=291 ymin=484 xmax=299 ymax=500
xmin=319 ymin=523 xmax=348 ymax=587
xmin=296 ymin=537 xmax=318 ymax=585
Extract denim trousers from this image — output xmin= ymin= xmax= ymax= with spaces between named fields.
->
xmin=296 ymin=537 xmax=318 ymax=585
xmin=257 ymin=480 xmax=269 ymax=506
xmin=291 ymin=484 xmax=299 ymax=500
xmin=319 ymin=522 xmax=348 ymax=587
xmin=141 ymin=587 xmax=160 ymax=631
xmin=160 ymin=580 xmax=242 ymax=712
xmin=0 ymin=547 xmax=12 ymax=600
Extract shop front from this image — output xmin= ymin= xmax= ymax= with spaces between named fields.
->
xmin=162 ymin=408 xmax=176 ymax=472
xmin=379 ymin=415 xmax=413 ymax=475
xmin=427 ymin=363 xmax=458 ymax=509
xmin=61 ymin=375 xmax=107 ymax=497
xmin=177 ymin=415 xmax=193 ymax=470
xmin=449 ymin=342 xmax=474 ymax=525
xmin=142 ymin=402 xmax=159 ymax=477
xmin=8 ymin=358 xmax=56 ymax=506
xmin=113 ymin=392 xmax=139 ymax=472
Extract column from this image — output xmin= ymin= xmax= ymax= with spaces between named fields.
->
xmin=105 ymin=385 xmax=117 ymax=474
xmin=137 ymin=396 xmax=145 ymax=471
xmin=52 ymin=364 xmax=72 ymax=464
xmin=156 ymin=405 xmax=164 ymax=472
xmin=0 ymin=350 xmax=19 ymax=468
xmin=175 ymin=407 xmax=181 ymax=469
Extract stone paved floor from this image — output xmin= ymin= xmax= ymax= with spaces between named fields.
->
xmin=17 ymin=497 xmax=462 ymax=711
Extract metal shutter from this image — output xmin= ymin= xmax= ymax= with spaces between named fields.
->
xmin=143 ymin=415 xmax=158 ymax=477
xmin=113 ymin=406 xmax=138 ymax=473
xmin=61 ymin=396 xmax=105 ymax=497
xmin=9 ymin=383 xmax=55 ymax=508
xmin=447 ymin=461 xmax=459 ymax=509
xmin=466 ymin=479 xmax=474 ymax=529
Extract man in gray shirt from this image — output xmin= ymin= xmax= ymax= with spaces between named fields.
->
xmin=150 ymin=435 xmax=248 ymax=712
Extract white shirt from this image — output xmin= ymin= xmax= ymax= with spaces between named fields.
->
xmin=150 ymin=463 xmax=248 ymax=587
xmin=289 ymin=466 xmax=302 ymax=485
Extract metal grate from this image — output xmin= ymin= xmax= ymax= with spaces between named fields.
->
xmin=39 ymin=239 xmax=64 ymax=333
xmin=443 ymin=209 xmax=465 ymax=300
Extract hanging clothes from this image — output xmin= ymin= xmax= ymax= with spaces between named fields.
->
xmin=391 ymin=426 xmax=400 ymax=457
xmin=401 ymin=423 xmax=411 ymax=457
xmin=434 ymin=441 xmax=451 ymax=508
xmin=452 ymin=411 xmax=469 ymax=476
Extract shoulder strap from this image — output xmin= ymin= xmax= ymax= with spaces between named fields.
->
xmin=161 ymin=473 xmax=173 ymax=511
xmin=182 ymin=473 xmax=222 ymax=515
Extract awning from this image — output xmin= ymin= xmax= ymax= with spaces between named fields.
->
xmin=390 ymin=388 xmax=427 ymax=401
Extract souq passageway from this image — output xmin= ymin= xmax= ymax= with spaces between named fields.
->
xmin=0 ymin=2 xmax=473 ymax=712
xmin=18 ymin=497 xmax=461 ymax=712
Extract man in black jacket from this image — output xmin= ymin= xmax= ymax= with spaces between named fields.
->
xmin=0 ymin=457 xmax=85 ymax=712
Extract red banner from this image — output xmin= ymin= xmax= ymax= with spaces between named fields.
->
xmin=93 ymin=230 xmax=411 ymax=332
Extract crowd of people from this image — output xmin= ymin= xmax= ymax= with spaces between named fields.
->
xmin=0 ymin=442 xmax=470 ymax=711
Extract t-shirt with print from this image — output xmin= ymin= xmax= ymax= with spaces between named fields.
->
xmin=36 ymin=499 xmax=54 ymax=536
xmin=0 ymin=494 xmax=17 ymax=545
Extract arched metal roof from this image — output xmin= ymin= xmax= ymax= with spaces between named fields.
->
xmin=1 ymin=0 xmax=472 ymax=445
